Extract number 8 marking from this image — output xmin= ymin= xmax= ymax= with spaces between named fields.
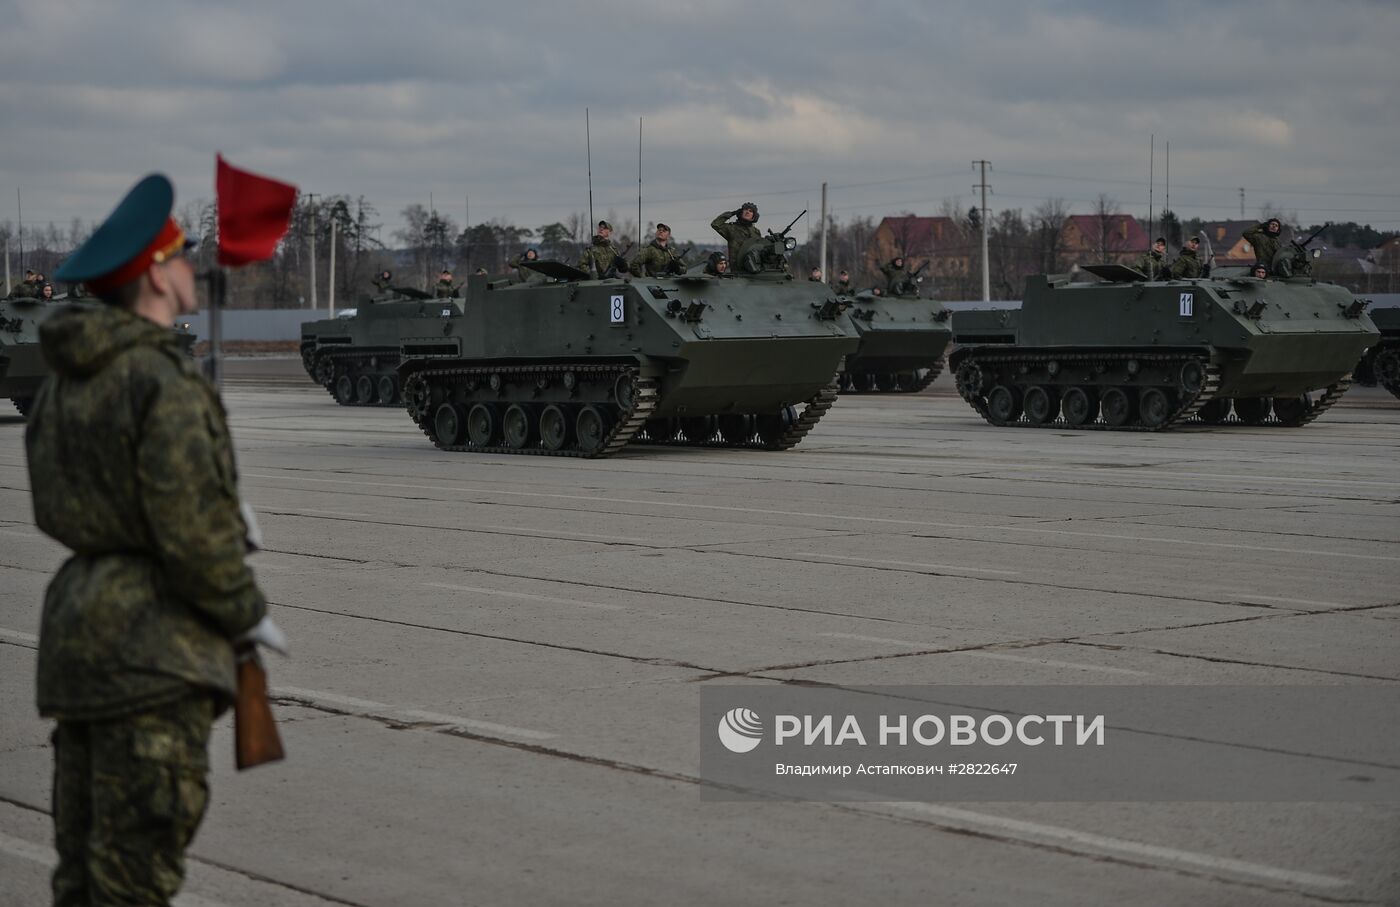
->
xmin=610 ymin=295 xmax=625 ymax=324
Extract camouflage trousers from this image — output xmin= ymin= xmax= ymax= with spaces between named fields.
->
xmin=51 ymin=695 xmax=216 ymax=906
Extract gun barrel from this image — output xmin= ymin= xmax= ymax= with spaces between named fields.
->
xmin=779 ymin=209 xmax=808 ymax=237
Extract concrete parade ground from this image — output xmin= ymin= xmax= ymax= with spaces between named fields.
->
xmin=2 ymin=358 xmax=1397 ymax=906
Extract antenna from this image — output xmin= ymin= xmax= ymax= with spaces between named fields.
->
xmin=1147 ymin=135 xmax=1154 ymax=255
xmin=586 ymin=108 xmax=595 ymax=232
xmin=1163 ymin=140 xmax=1170 ymax=243
xmin=637 ymin=116 xmax=643 ymax=243
xmin=16 ymin=189 xmax=23 ymax=271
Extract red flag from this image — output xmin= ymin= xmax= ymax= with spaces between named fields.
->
xmin=216 ymin=154 xmax=297 ymax=266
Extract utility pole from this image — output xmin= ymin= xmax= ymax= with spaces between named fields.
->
xmin=819 ymin=182 xmax=828 ymax=284
xmin=4 ymin=235 xmax=10 ymax=295
xmin=329 ymin=218 xmax=338 ymax=318
xmin=306 ymin=192 xmax=319 ymax=309
xmin=973 ymin=160 xmax=992 ymax=302
xmin=1239 ymin=188 xmax=1245 ymax=219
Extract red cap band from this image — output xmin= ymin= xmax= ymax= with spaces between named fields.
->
xmin=86 ymin=218 xmax=186 ymax=296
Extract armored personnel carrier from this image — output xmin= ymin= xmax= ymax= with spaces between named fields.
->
xmin=396 ymin=231 xmax=859 ymax=457
xmin=1353 ymin=305 xmax=1400 ymax=399
xmin=2 ymin=297 xmax=196 ymax=417
xmin=949 ymin=265 xmax=1378 ymax=430
xmin=839 ymin=289 xmax=952 ymax=392
xmin=0 ymin=295 xmax=53 ymax=416
xmin=300 ymin=287 xmax=462 ymax=406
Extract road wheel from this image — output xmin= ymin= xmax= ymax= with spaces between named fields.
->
xmin=1138 ymin=387 xmax=1173 ymax=428
xmin=378 ymin=375 xmax=399 ymax=405
xmin=1062 ymin=387 xmax=1098 ymax=426
xmin=434 ymin=403 xmax=466 ymax=446
xmin=987 ymin=385 xmax=1023 ymax=423
xmin=1101 ymin=387 xmax=1136 ymax=427
xmin=467 ymin=403 xmax=499 ymax=446
xmin=355 ymin=374 xmax=377 ymax=405
xmin=575 ymin=405 xmax=609 ymax=454
xmin=1272 ymin=394 xmax=1311 ymax=426
xmin=503 ymin=404 xmax=536 ymax=449
xmin=1024 ymin=386 xmax=1060 ymax=425
xmin=540 ymin=405 xmax=571 ymax=451
xmin=334 ymin=374 xmax=355 ymax=405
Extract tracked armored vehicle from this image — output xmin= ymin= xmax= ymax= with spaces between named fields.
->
xmin=0 ymin=295 xmax=53 ymax=416
xmin=1353 ymin=305 xmax=1400 ymax=399
xmin=838 ymin=290 xmax=952 ymax=393
xmin=396 ymin=233 xmax=858 ymax=458
xmin=950 ymin=265 xmax=1378 ymax=430
xmin=2 ymin=297 xmax=196 ymax=418
xmin=301 ymin=288 xmax=462 ymax=406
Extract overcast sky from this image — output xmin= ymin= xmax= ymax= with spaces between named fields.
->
xmin=2 ymin=0 xmax=1398 ymax=245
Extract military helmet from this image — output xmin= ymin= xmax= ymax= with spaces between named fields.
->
xmin=738 ymin=202 xmax=759 ymax=224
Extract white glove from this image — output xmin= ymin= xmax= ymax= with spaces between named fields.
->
xmin=237 ymin=616 xmax=289 ymax=657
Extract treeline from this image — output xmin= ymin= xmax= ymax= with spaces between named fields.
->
xmin=3 ymin=197 xmax=1395 ymax=306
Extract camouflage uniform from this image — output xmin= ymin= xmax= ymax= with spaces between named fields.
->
xmin=629 ymin=240 xmax=685 ymax=278
xmin=1134 ymin=249 xmax=1167 ymax=278
xmin=1169 ymin=247 xmax=1203 ymax=279
xmin=434 ymin=277 xmax=458 ymax=298
xmin=27 ymin=304 xmax=266 ymax=905
xmin=577 ymin=236 xmax=622 ymax=278
xmin=711 ymin=211 xmax=761 ymax=264
xmin=11 ymin=277 xmax=39 ymax=299
xmin=1242 ymin=222 xmax=1282 ymax=270
xmin=835 ymin=277 xmax=854 ymax=295
xmin=371 ymin=274 xmax=393 ymax=293
xmin=880 ymin=261 xmax=917 ymax=297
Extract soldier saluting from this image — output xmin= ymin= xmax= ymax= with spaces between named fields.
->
xmin=434 ymin=267 xmax=459 ymax=298
xmin=1243 ymin=218 xmax=1283 ymax=274
xmin=29 ymin=174 xmax=273 ymax=905
xmin=711 ymin=202 xmax=761 ymax=263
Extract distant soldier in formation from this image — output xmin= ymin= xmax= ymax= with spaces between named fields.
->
xmin=577 ymin=220 xmax=626 ymax=278
xmin=434 ymin=268 xmax=459 ymax=298
xmin=1169 ymin=236 xmax=1204 ymax=279
xmin=711 ymin=202 xmax=761 ymax=263
xmin=1135 ymin=237 xmax=1168 ymax=278
xmin=808 ymin=267 xmax=823 ymax=282
xmin=10 ymin=269 xmax=40 ymax=298
xmin=835 ymin=269 xmax=853 ymax=294
xmin=372 ymin=269 xmax=393 ymax=292
xmin=704 ymin=251 xmax=731 ymax=277
xmin=629 ymin=223 xmax=687 ymax=277
xmin=1243 ymin=218 xmax=1283 ymax=273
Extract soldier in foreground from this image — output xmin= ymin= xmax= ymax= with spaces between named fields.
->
xmin=27 ymin=174 xmax=269 ymax=906
xmin=578 ymin=220 xmax=626 ymax=277
xmin=704 ymin=251 xmax=731 ymax=276
xmin=835 ymin=269 xmax=853 ymax=294
xmin=629 ymin=223 xmax=686 ymax=277
xmin=711 ymin=202 xmax=761 ymax=262
xmin=1169 ymin=236 xmax=1204 ymax=279
xmin=1243 ymin=218 xmax=1283 ymax=273
xmin=10 ymin=268 xmax=40 ymax=298
xmin=1135 ymin=237 xmax=1168 ymax=278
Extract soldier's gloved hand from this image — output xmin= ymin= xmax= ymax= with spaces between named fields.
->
xmin=236 ymin=616 xmax=290 ymax=657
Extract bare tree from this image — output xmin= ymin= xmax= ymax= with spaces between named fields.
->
xmin=1030 ymin=198 xmax=1071 ymax=274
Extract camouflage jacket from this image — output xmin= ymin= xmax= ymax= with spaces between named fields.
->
xmin=434 ymin=278 xmax=459 ymax=298
xmin=577 ymin=237 xmax=621 ymax=277
xmin=372 ymin=276 xmax=393 ymax=292
xmin=1242 ymin=223 xmax=1281 ymax=267
xmin=1169 ymin=247 xmax=1203 ymax=279
xmin=26 ymin=305 xmax=266 ymax=720
xmin=10 ymin=280 xmax=38 ymax=299
xmin=880 ymin=263 xmax=918 ymax=296
xmin=711 ymin=212 xmax=761 ymax=263
xmin=630 ymin=240 xmax=685 ymax=277
xmin=834 ymin=278 xmax=854 ymax=295
xmin=1134 ymin=250 xmax=1166 ymax=278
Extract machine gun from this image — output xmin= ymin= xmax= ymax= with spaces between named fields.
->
xmin=1275 ymin=222 xmax=1330 ymax=278
xmin=601 ymin=242 xmax=634 ymax=279
xmin=737 ymin=210 xmax=806 ymax=275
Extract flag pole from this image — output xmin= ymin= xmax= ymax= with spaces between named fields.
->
xmin=203 ymin=268 xmax=226 ymax=391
